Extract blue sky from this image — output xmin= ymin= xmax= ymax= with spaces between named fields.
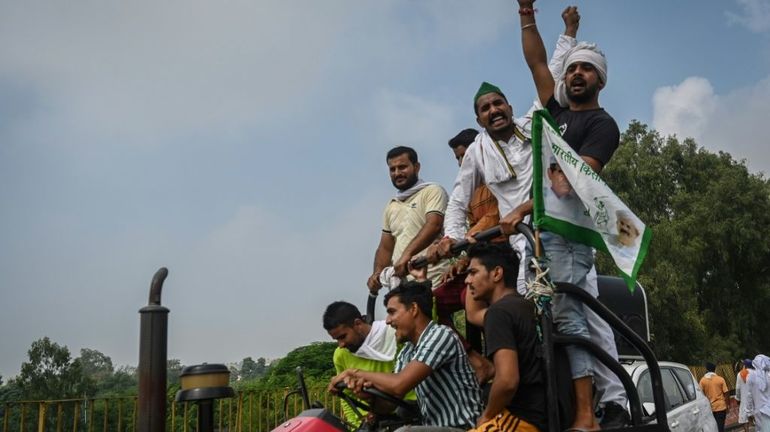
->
xmin=1 ymin=0 xmax=768 ymax=379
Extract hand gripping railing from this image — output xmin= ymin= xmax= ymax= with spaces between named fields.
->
xmin=366 ymin=226 xmax=503 ymax=324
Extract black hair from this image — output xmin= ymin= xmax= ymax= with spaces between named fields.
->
xmin=448 ymin=129 xmax=479 ymax=149
xmin=705 ymin=362 xmax=716 ymax=373
xmin=466 ymin=242 xmax=520 ymax=289
xmin=386 ymin=146 xmax=418 ymax=164
xmin=473 ymin=91 xmax=508 ymax=116
xmin=383 ymin=280 xmax=433 ymax=318
xmin=322 ymin=301 xmax=363 ymax=330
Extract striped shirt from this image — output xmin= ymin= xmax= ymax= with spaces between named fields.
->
xmin=395 ymin=322 xmax=482 ymax=428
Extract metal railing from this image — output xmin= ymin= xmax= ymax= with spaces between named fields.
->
xmin=2 ymin=386 xmax=343 ymax=432
xmin=1 ymin=398 xmax=136 ymax=432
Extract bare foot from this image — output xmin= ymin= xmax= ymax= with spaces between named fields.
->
xmin=566 ymin=419 xmax=600 ymax=432
xmin=570 ymin=376 xmax=600 ymax=431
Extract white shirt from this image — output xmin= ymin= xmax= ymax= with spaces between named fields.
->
xmin=747 ymin=369 xmax=770 ymax=417
xmin=445 ymin=129 xmax=533 ymax=242
xmin=444 ymin=34 xmax=578 ymax=249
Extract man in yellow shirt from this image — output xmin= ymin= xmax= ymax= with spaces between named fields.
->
xmin=699 ymin=362 xmax=729 ymax=432
xmin=367 ymin=146 xmax=450 ymax=291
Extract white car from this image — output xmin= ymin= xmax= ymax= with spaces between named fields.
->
xmin=622 ymin=360 xmax=718 ymax=432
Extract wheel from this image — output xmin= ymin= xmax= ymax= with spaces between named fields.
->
xmin=334 ymin=382 xmax=420 ymax=417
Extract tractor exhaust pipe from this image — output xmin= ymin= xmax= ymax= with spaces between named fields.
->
xmin=137 ymin=267 xmax=169 ymax=432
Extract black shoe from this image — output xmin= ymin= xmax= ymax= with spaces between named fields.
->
xmin=600 ymin=402 xmax=630 ymax=429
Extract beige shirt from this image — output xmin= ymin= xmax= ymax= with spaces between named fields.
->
xmin=382 ymin=184 xmax=450 ymax=288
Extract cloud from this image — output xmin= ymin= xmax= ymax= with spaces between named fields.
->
xmin=0 ymin=0 xmax=512 ymax=151
xmin=153 ymin=196 xmax=387 ymax=368
xmin=652 ymin=77 xmax=718 ymax=144
xmin=372 ymin=90 xmax=456 ymax=148
xmin=410 ymin=0 xmax=512 ymax=50
xmin=0 ymin=193 xmax=386 ymax=376
xmin=0 ymin=0 xmax=514 ymax=377
xmin=652 ymin=75 xmax=770 ymax=174
xmin=0 ymin=1 xmax=355 ymax=149
xmin=726 ymin=0 xmax=770 ymax=33
xmin=368 ymin=89 xmax=464 ymax=184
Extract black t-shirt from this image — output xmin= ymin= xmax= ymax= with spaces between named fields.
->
xmin=484 ymin=294 xmax=546 ymax=430
xmin=546 ymin=96 xmax=620 ymax=167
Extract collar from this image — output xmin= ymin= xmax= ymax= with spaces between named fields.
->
xmin=414 ymin=321 xmax=436 ymax=347
xmin=492 ymin=126 xmax=528 ymax=146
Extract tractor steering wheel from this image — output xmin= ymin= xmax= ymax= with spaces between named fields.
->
xmin=334 ymin=381 xmax=419 ymax=416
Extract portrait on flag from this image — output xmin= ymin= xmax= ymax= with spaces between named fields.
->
xmin=531 ymin=110 xmax=650 ymax=290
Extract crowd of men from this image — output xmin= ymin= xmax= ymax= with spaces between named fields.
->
xmin=747 ymin=356 xmax=770 ymax=432
xmin=709 ymin=358 xmax=770 ymax=432
xmin=322 ymin=2 xmax=633 ymax=431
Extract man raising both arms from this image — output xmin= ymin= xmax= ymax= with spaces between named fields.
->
xmin=516 ymin=2 xmax=627 ymax=429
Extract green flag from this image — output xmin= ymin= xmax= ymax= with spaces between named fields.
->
xmin=531 ymin=110 xmax=651 ymax=291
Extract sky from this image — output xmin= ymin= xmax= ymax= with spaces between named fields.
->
xmin=1 ymin=0 xmax=769 ymax=379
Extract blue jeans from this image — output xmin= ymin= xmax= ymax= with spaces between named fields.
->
xmin=537 ymin=232 xmax=594 ymax=379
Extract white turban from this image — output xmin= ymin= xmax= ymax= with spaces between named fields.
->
xmin=555 ymin=42 xmax=608 ymax=107
xmin=752 ymin=354 xmax=770 ymax=391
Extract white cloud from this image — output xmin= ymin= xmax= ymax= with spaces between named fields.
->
xmin=0 ymin=193 xmax=387 ymax=377
xmin=368 ymin=89 xmax=464 ymax=185
xmin=652 ymin=75 xmax=770 ymax=174
xmin=373 ymin=90 xmax=456 ymax=148
xmin=0 ymin=0 xmax=513 ymax=377
xmin=726 ymin=0 xmax=770 ymax=33
xmin=160 ymin=196 xmax=387 ymax=368
xmin=652 ymin=77 xmax=718 ymax=144
xmin=0 ymin=0 xmax=511 ymax=151
xmin=0 ymin=1 xmax=353 ymax=148
xmin=413 ymin=0 xmax=512 ymax=49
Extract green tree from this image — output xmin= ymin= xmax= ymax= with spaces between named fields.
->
xmin=78 ymin=348 xmax=114 ymax=383
xmin=256 ymin=357 xmax=269 ymax=376
xmin=229 ymin=363 xmax=240 ymax=382
xmin=98 ymin=365 xmax=138 ymax=396
xmin=167 ymin=359 xmax=183 ymax=385
xmin=261 ymin=342 xmax=335 ymax=388
xmin=0 ymin=377 xmax=22 ymax=403
xmin=15 ymin=337 xmax=95 ymax=400
xmin=240 ymin=356 xmax=269 ymax=381
xmin=597 ymin=122 xmax=770 ymax=363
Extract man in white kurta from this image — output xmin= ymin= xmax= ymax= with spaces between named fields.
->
xmin=437 ymin=9 xmax=629 ymax=427
xmin=747 ymin=355 xmax=770 ymax=432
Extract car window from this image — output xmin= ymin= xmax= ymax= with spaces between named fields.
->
xmin=671 ymin=367 xmax=697 ymax=401
xmin=637 ymin=370 xmax=673 ymax=412
xmin=662 ymin=368 xmax=685 ymax=409
xmin=637 ymin=371 xmax=654 ymax=405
